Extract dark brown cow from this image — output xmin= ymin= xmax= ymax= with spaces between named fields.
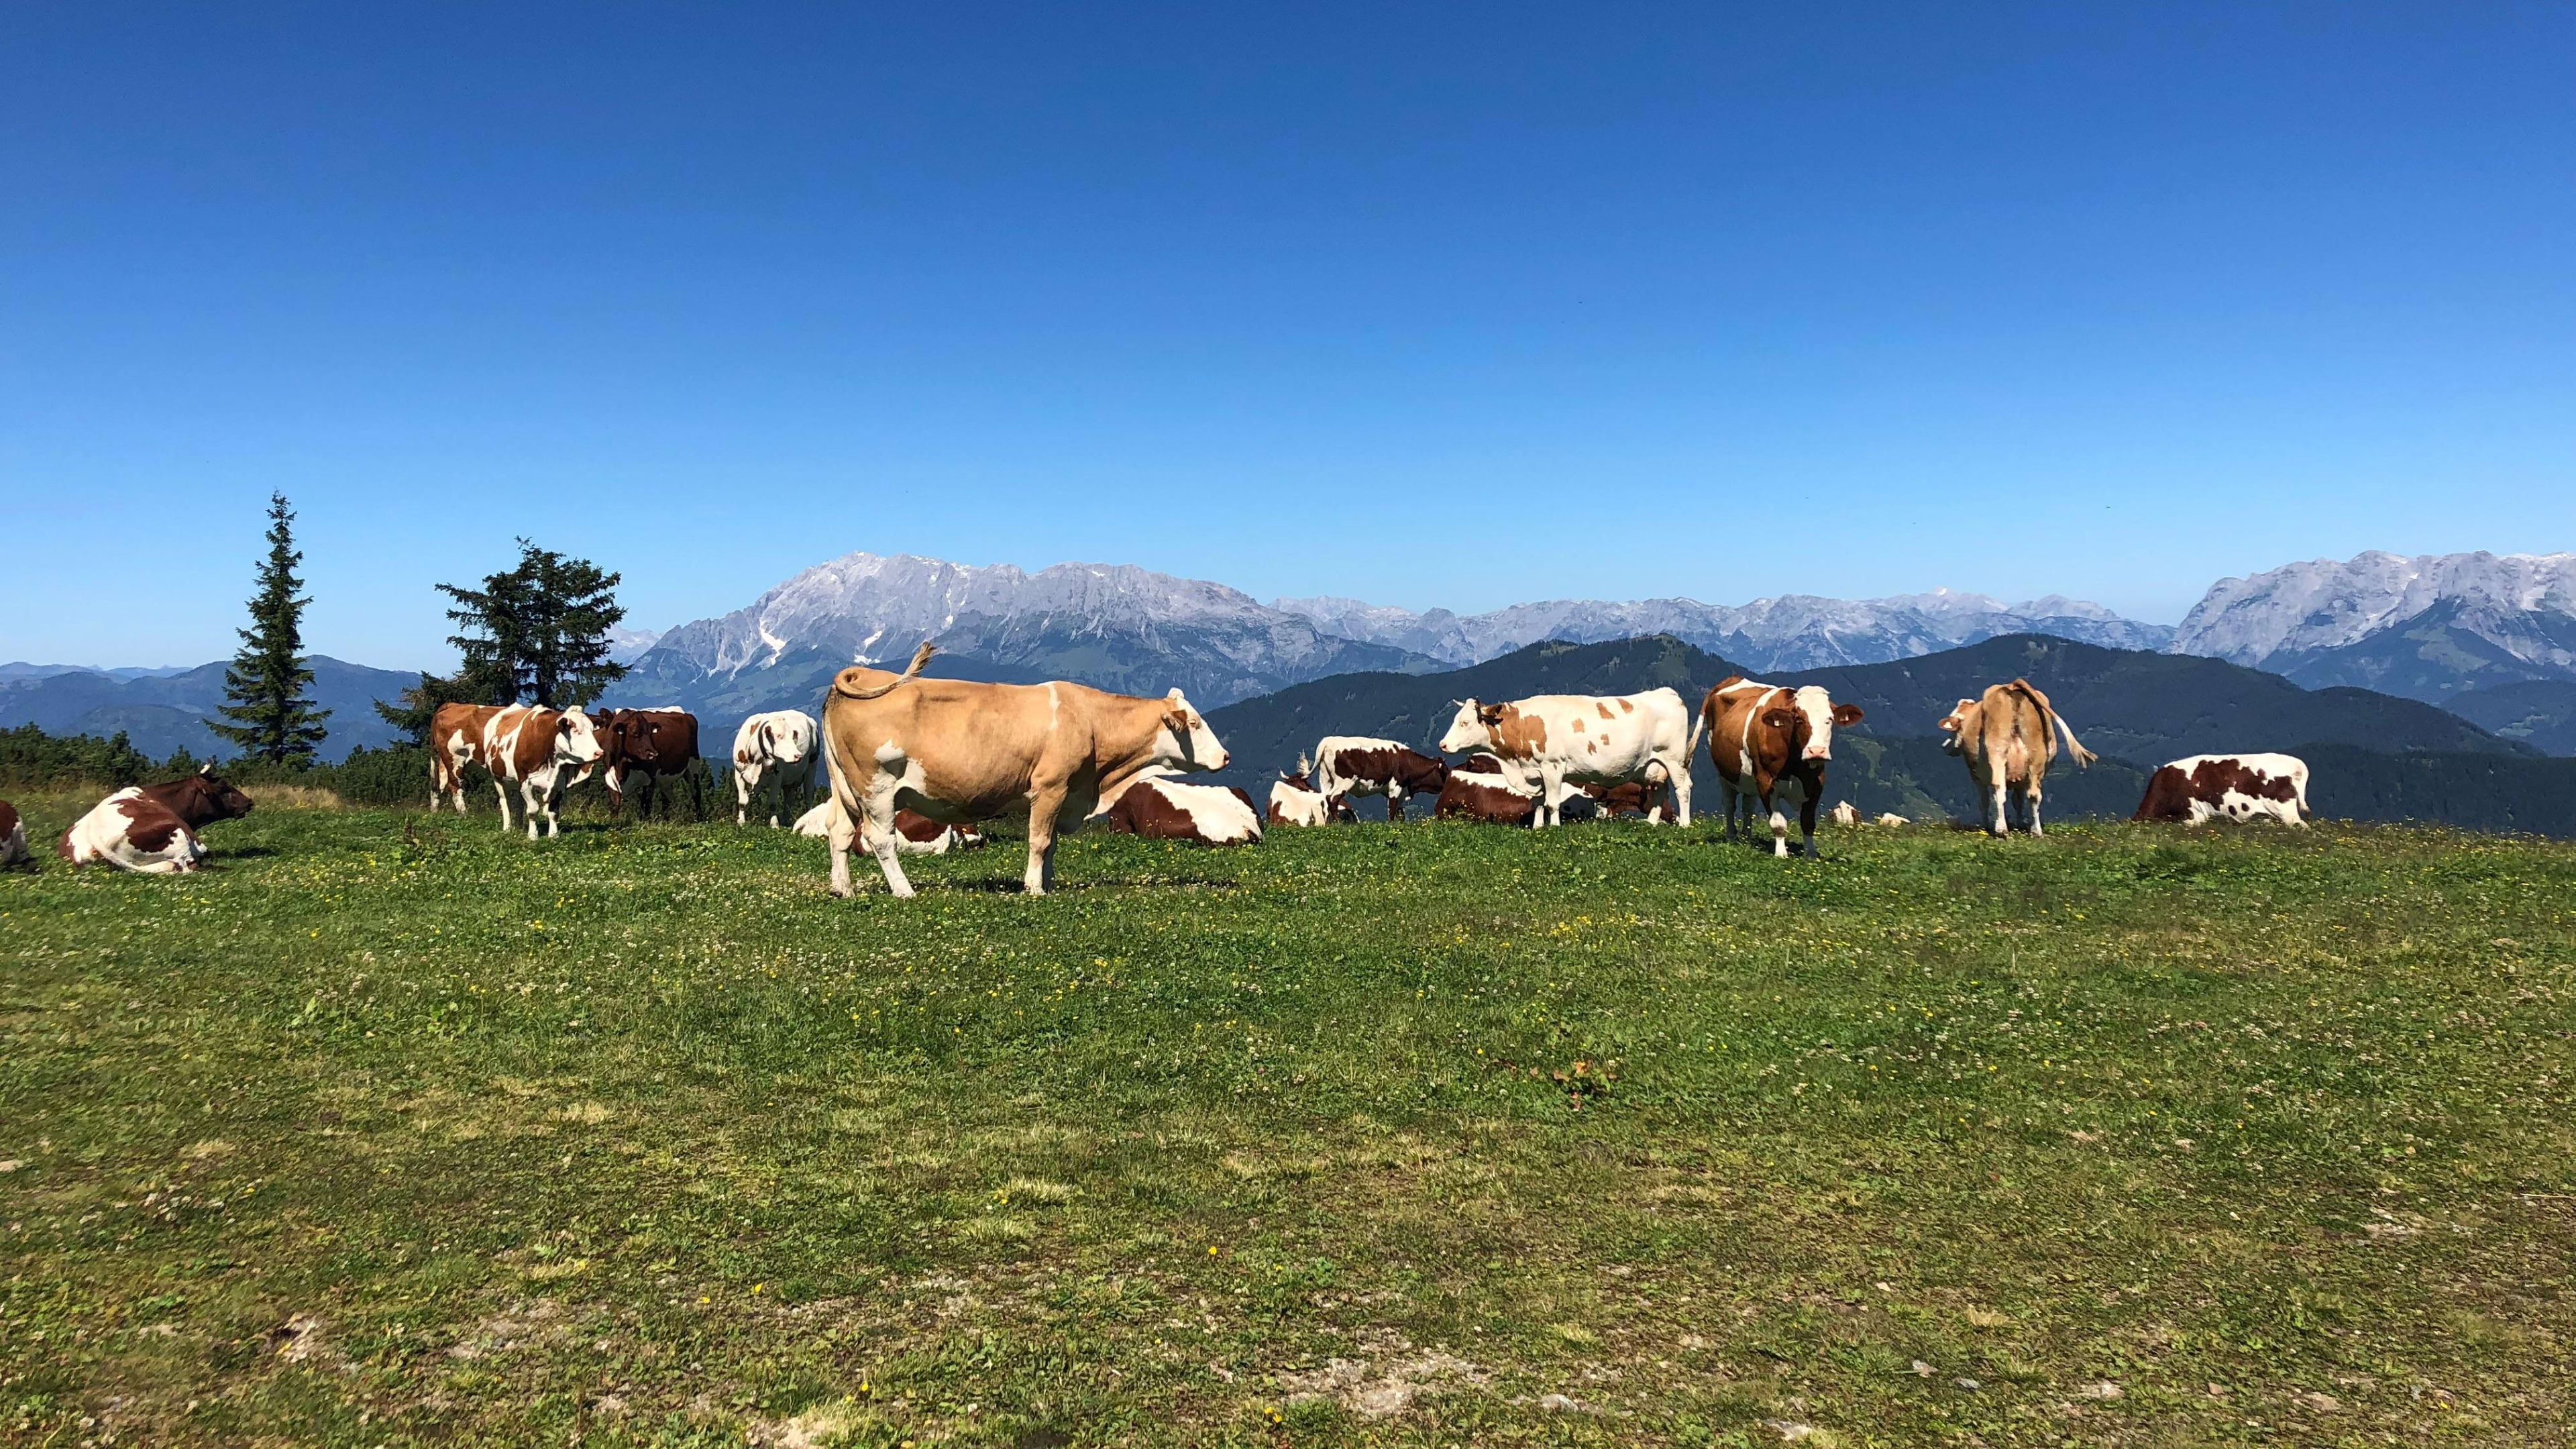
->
xmin=58 ymin=766 xmax=257 ymax=873
xmin=588 ymin=707 xmax=704 ymax=818
xmin=1578 ymin=775 xmax=1670 ymax=820
xmin=1434 ymin=770 xmax=1538 ymax=826
xmin=0 ymin=797 xmax=30 ymax=870
xmin=1312 ymin=737 xmax=1450 ymax=822
xmin=1099 ymin=773 xmax=1263 ymax=845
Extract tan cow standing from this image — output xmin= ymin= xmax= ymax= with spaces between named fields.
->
xmin=818 ymin=643 xmax=1230 ymax=897
xmin=1937 ymin=678 xmax=2096 ymax=837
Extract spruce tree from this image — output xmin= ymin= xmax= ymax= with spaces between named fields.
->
xmin=421 ymin=540 xmax=628 ymax=712
xmin=210 ymin=493 xmax=332 ymax=764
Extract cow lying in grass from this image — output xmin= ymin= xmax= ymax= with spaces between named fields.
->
xmin=794 ymin=800 xmax=987 ymax=854
xmin=58 ymin=765 xmax=256 ymax=874
xmin=1096 ymin=770 xmax=1263 ymax=845
xmin=0 ymin=798 xmax=30 ymax=871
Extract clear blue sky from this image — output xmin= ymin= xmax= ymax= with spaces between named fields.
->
xmin=5 ymin=3 xmax=2571 ymax=669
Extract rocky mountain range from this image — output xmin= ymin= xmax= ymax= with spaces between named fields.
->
xmin=1273 ymin=589 xmax=2174 ymax=670
xmin=2171 ymin=551 xmax=2576 ymax=702
xmin=606 ymin=546 xmax=2576 ymax=729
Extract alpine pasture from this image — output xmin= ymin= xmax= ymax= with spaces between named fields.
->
xmin=3 ymin=797 xmax=2571 ymax=1446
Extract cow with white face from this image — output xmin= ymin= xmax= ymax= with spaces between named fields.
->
xmin=1435 ymin=689 xmax=1698 ymax=827
xmin=1700 ymin=677 xmax=1864 ymax=857
xmin=1267 ymin=755 xmax=1354 ymax=826
xmin=472 ymin=704 xmax=604 ymax=839
xmin=733 ymin=710 xmax=819 ymax=826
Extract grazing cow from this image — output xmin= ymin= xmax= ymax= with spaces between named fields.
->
xmin=58 ymin=765 xmax=255 ymax=874
xmin=2133 ymin=753 xmax=2311 ymax=826
xmin=793 ymin=800 xmax=988 ymax=853
xmin=589 ymin=707 xmax=702 ymax=819
xmin=1097 ymin=770 xmax=1263 ymax=845
xmin=1436 ymin=690 xmax=1699 ymax=827
xmin=430 ymin=701 xmax=605 ymax=839
xmin=1937 ymin=678 xmax=2096 ymax=837
xmin=1434 ymin=767 xmax=1540 ymax=825
xmin=1312 ymin=737 xmax=1450 ymax=822
xmin=1267 ymin=756 xmax=1355 ymax=826
xmin=0 ymin=798 xmax=31 ymax=871
xmin=1701 ymin=677 xmax=1865 ymax=857
xmin=1829 ymin=800 xmax=1860 ymax=827
xmin=732 ymin=710 xmax=820 ymax=827
xmin=818 ymin=643 xmax=1228 ymax=896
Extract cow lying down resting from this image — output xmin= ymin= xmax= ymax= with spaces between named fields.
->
xmin=1095 ymin=769 xmax=1262 ymax=845
xmin=58 ymin=765 xmax=256 ymax=874
xmin=793 ymin=801 xmax=987 ymax=854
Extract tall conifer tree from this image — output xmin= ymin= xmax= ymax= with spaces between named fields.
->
xmin=211 ymin=493 xmax=332 ymax=764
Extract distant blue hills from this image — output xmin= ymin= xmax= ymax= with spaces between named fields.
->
xmin=0 ymin=657 xmax=419 ymax=761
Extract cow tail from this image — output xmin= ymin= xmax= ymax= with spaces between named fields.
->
xmin=1686 ymin=706 xmax=1708 ymax=767
xmin=2014 ymin=678 xmax=2096 ymax=767
xmin=816 ymin=712 xmax=856 ymax=839
xmin=833 ymin=641 xmax=936 ymax=700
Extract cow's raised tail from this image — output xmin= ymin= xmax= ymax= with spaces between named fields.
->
xmin=2010 ymin=678 xmax=2096 ymax=767
xmin=833 ymin=641 xmax=936 ymax=700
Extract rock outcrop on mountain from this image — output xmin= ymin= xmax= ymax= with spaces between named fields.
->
xmin=2171 ymin=551 xmax=2576 ymax=702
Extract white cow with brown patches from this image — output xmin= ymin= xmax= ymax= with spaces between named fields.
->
xmin=1435 ymin=689 xmax=1699 ymax=827
xmin=429 ymin=701 xmax=605 ymax=839
xmin=732 ymin=709 xmax=819 ymax=826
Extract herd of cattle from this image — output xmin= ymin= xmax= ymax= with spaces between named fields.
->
xmin=0 ymin=647 xmax=2317 ymax=882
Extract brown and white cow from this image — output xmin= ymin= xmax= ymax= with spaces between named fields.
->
xmin=2133 ymin=753 xmax=2310 ymax=826
xmin=733 ymin=709 xmax=819 ymax=827
xmin=429 ymin=701 xmax=605 ymax=839
xmin=58 ymin=766 xmax=256 ymax=874
xmin=794 ymin=800 xmax=988 ymax=853
xmin=1701 ymin=677 xmax=1864 ymax=857
xmin=0 ymin=797 xmax=28 ymax=871
xmin=818 ymin=643 xmax=1229 ymax=896
xmin=1434 ymin=764 xmax=1539 ymax=825
xmin=1097 ymin=770 xmax=1263 ymax=845
xmin=1436 ymin=690 xmax=1698 ymax=827
xmin=588 ymin=707 xmax=702 ymax=819
xmin=1937 ymin=678 xmax=2096 ymax=837
xmin=1312 ymin=737 xmax=1450 ymax=822
xmin=1570 ymin=767 xmax=1671 ymax=822
xmin=1267 ymin=756 xmax=1355 ymax=826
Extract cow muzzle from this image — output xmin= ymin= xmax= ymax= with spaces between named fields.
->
xmin=1802 ymin=746 xmax=1831 ymax=761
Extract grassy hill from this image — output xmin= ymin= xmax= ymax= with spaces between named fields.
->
xmin=1206 ymin=635 xmax=2576 ymax=835
xmin=4 ymin=800 xmax=2570 ymax=1445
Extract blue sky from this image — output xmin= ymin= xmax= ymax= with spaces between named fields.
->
xmin=5 ymin=3 xmax=2571 ymax=669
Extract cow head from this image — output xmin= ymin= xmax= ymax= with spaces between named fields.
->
xmin=1763 ymin=686 xmax=1863 ymax=763
xmin=1155 ymin=690 xmax=1229 ymax=772
xmin=1936 ymin=698 xmax=1978 ymax=756
xmin=186 ymin=763 xmax=257 ymax=824
xmin=1437 ymin=700 xmax=1492 ymax=755
xmin=556 ymin=708 xmax=606 ymax=765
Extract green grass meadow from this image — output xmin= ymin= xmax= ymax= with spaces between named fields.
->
xmin=2 ymin=796 xmax=2571 ymax=1446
